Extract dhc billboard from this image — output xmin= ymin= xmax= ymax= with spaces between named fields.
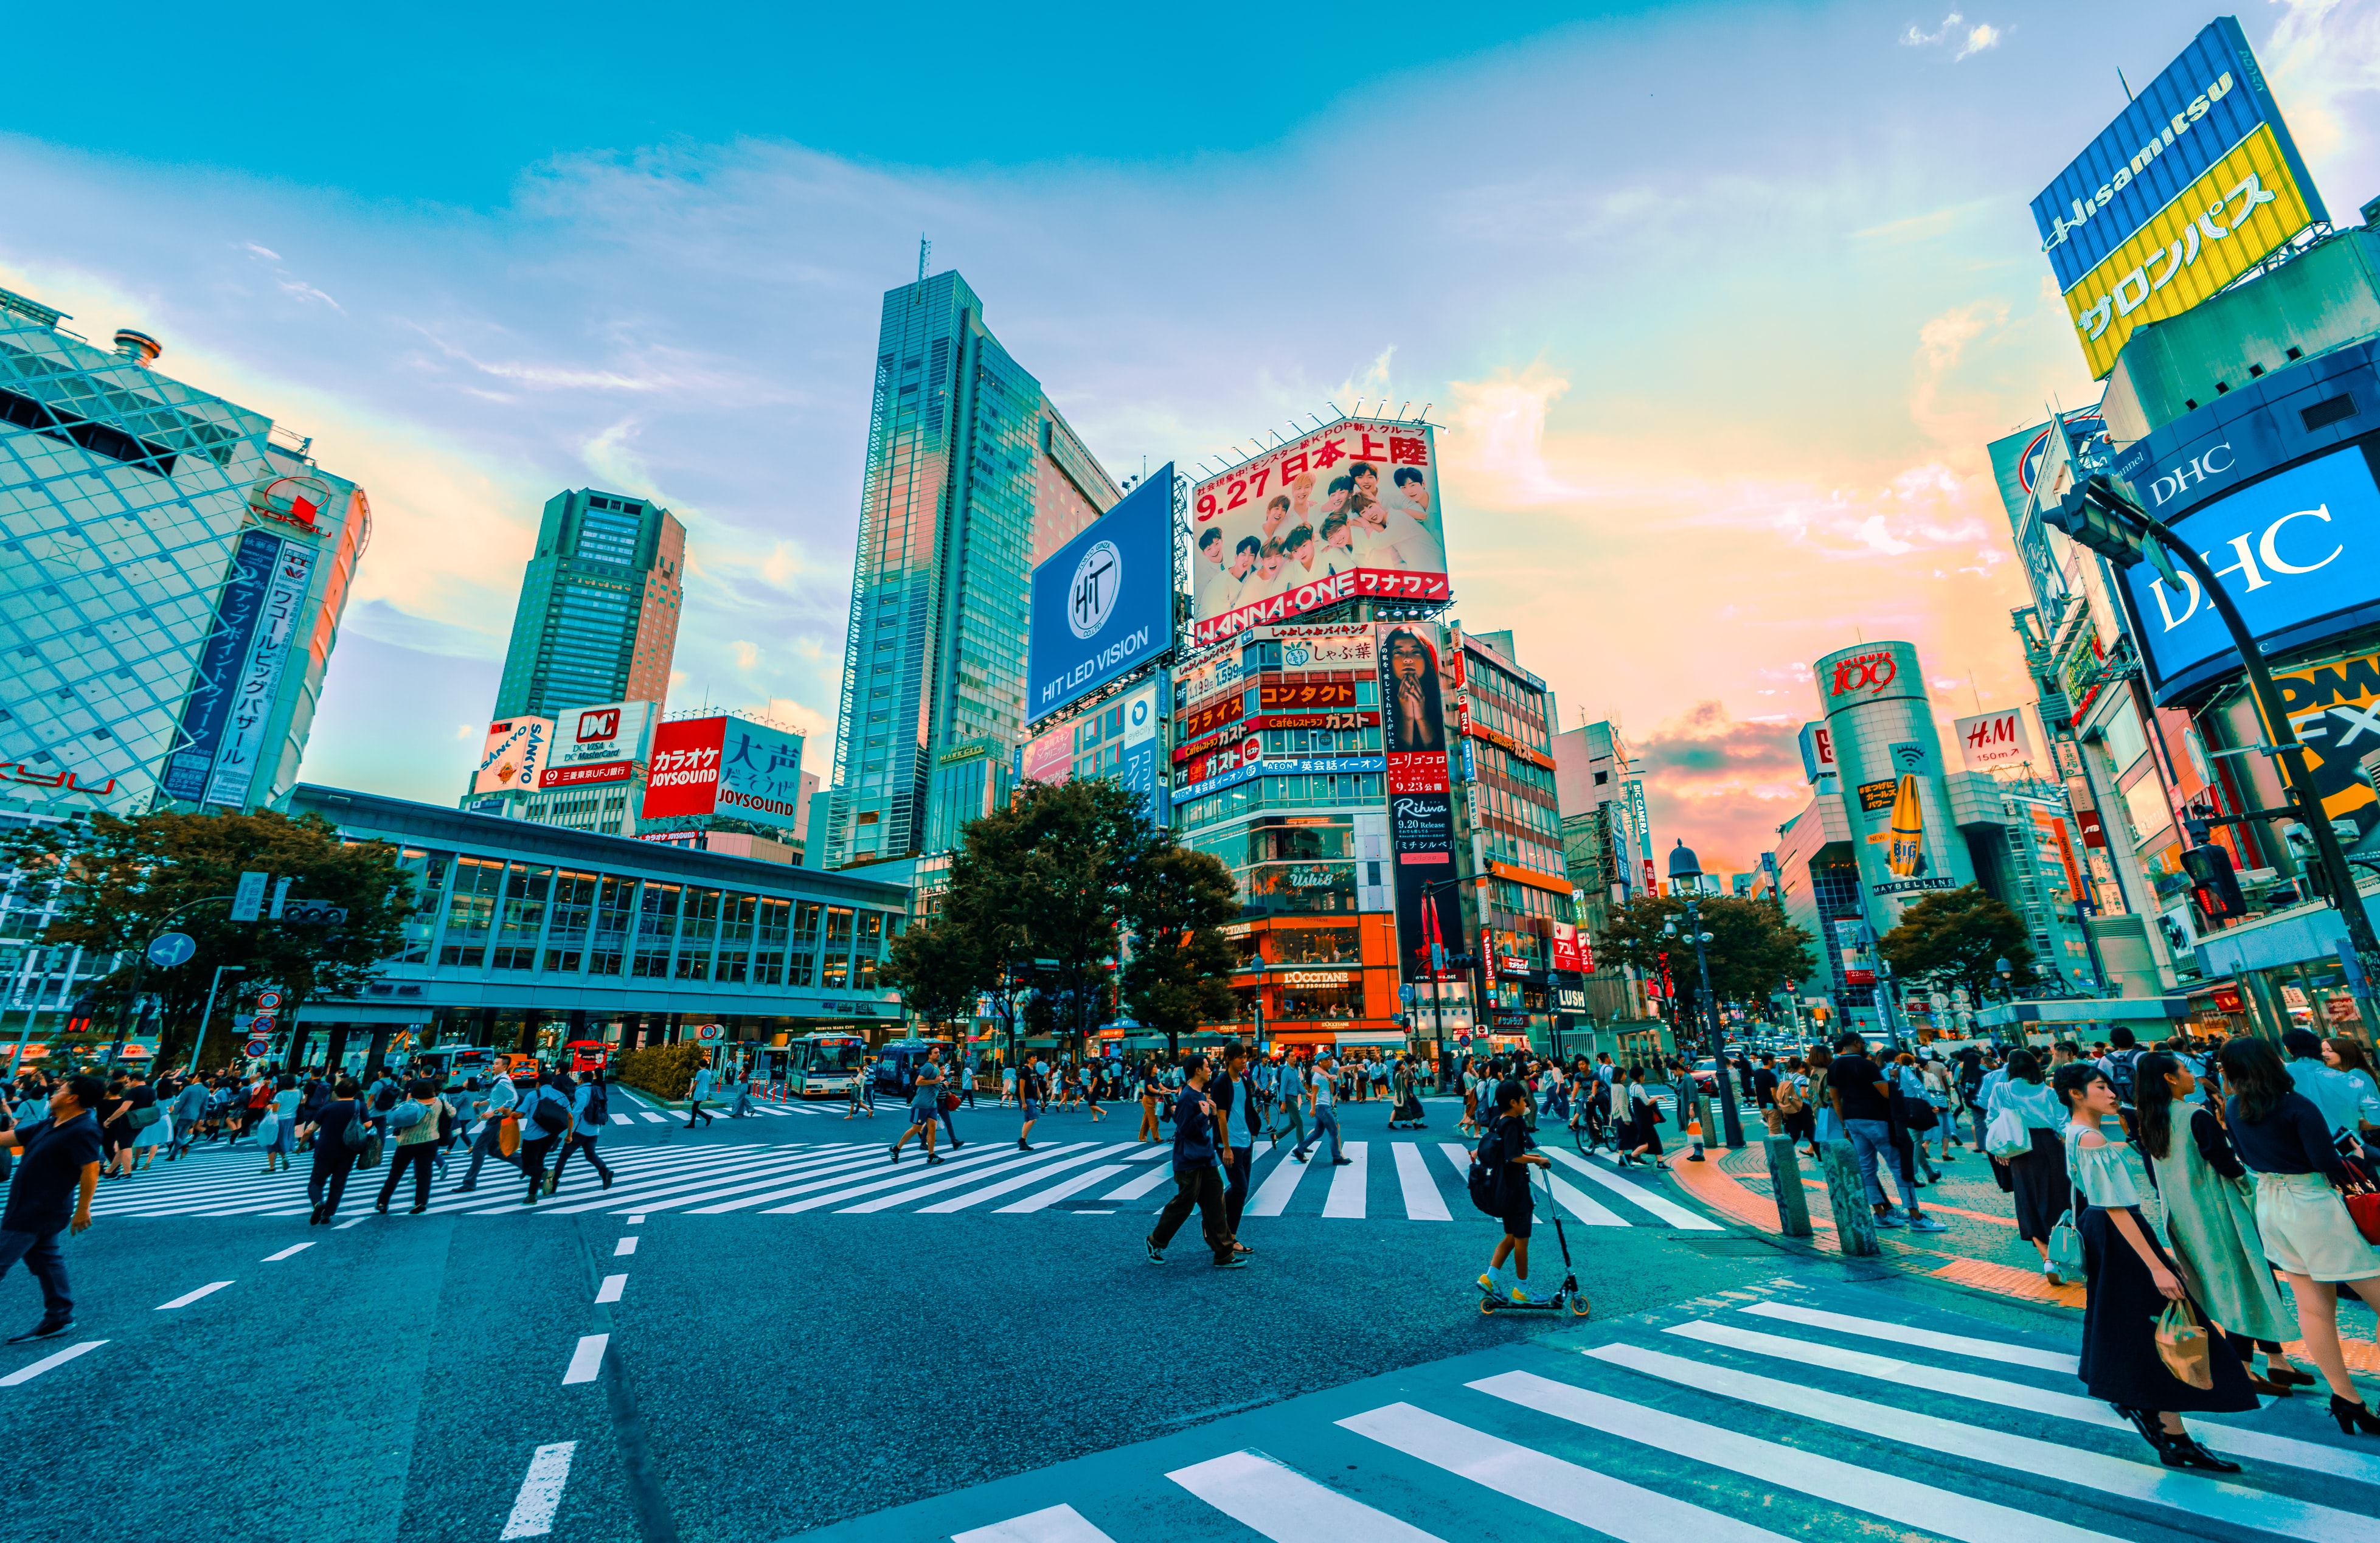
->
xmin=2121 ymin=441 xmax=2380 ymax=701
xmin=1028 ymin=465 xmax=1176 ymax=722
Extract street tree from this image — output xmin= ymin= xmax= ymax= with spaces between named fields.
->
xmin=2 ymin=810 xmax=411 ymax=1068
xmin=879 ymin=915 xmax=987 ymax=1038
xmin=1598 ymin=893 xmax=1814 ymax=1032
xmin=1119 ymin=843 xmax=1240 ymax=1059
xmin=1879 ymin=884 xmax=2038 ymax=1002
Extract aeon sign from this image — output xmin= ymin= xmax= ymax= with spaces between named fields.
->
xmin=2124 ymin=445 xmax=2380 ymax=696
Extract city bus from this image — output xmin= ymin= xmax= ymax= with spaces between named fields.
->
xmin=788 ymin=1032 xmax=869 ymax=1098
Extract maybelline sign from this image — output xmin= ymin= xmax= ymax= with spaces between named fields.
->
xmin=2121 ymin=443 xmax=2380 ymax=700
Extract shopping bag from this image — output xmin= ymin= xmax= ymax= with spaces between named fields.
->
xmin=1983 ymin=1107 xmax=2030 ymax=1159
xmin=498 ymin=1116 xmax=520 ymax=1159
xmin=2047 ymin=1208 xmax=2084 ymax=1276
xmin=2156 ymin=1300 xmax=2214 ymax=1390
xmin=254 ymin=1112 xmax=279 ymax=1148
xmin=2342 ymin=1160 xmax=2380 ymax=1245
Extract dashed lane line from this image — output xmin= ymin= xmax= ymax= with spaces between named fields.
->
xmin=0 ymin=1340 xmax=105 ymax=1386
xmin=499 ymin=1440 xmax=578 ymax=1539
xmin=595 ymin=1274 xmax=627 ymax=1304
xmin=156 ymin=1281 xmax=234 ymax=1310
xmin=562 ymin=1334 xmax=607 ymax=1385
xmin=614 ymin=1236 xmax=639 ymax=1255
xmin=262 ymin=1241 xmax=315 ymax=1261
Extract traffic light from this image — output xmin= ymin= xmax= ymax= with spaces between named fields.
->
xmin=2183 ymin=844 xmax=2247 ymax=920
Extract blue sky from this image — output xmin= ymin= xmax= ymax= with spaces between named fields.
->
xmin=7 ymin=1 xmax=2380 ymax=866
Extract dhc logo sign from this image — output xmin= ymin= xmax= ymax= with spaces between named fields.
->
xmin=2126 ymin=444 xmax=2380 ymax=694
xmin=2146 ymin=443 xmax=2237 ymax=507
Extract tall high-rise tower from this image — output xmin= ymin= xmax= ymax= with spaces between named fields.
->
xmin=493 ymin=488 xmax=684 ymax=722
xmin=828 ymin=269 xmax=1118 ymax=867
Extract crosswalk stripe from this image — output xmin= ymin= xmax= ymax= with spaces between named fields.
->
xmin=1322 ymin=1142 xmax=1368 ymax=1218
xmin=1538 ymin=1169 xmax=1629 ymax=1227
xmin=609 ymin=1114 xmax=634 ymax=1126
xmin=639 ymin=1112 xmax=668 ymax=1123
xmin=1739 ymin=1300 xmax=2077 ymax=1371
xmin=684 ymin=1145 xmax=1005 ymax=1215
xmin=951 ymin=1503 xmax=1117 ymax=1543
xmin=1166 ymin=1449 xmax=1449 ymax=1542
xmin=1337 ymin=1401 xmax=1792 ymax=1543
xmin=1102 ymin=1164 xmax=1176 ymax=1202
xmin=916 ymin=1144 xmax=1145 ymax=1214
xmin=1546 ymin=1148 xmax=1721 ymax=1229
xmin=1595 ymin=1340 xmax=2370 ymax=1543
xmin=996 ymin=1165 xmax=1127 ymax=1214
xmin=797 ymin=1145 xmax=1080 ymax=1215
xmin=1683 ymin=1314 xmax=2380 ymax=1485
xmin=1245 ymin=1146 xmax=1310 ymax=1217
xmin=465 ymin=1149 xmax=813 ymax=1216
xmin=578 ymin=1148 xmax=900 ymax=1216
xmin=1390 ymin=1142 xmax=1449 ymax=1221
xmin=1468 ymin=1370 xmax=2123 ymax=1543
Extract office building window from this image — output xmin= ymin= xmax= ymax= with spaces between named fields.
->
xmin=588 ymin=876 xmax=633 ymax=976
xmin=633 ymin=882 xmax=681 ymax=978
xmin=439 ymin=856 xmax=506 ymax=968
xmin=544 ymin=869 xmax=600 ymax=973
xmin=492 ymin=864 xmax=550 ymax=970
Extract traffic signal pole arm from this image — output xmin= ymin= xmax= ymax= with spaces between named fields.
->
xmin=2130 ymin=503 xmax=2380 ymax=1021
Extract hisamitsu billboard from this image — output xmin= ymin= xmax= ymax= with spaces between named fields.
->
xmin=2031 ymin=17 xmax=2325 ymax=379
xmin=1028 ymin=464 xmax=1176 ymax=723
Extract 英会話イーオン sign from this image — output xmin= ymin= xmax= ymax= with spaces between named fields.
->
xmin=2030 ymin=17 xmax=2326 ymax=380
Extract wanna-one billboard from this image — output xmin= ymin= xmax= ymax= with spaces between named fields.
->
xmin=2031 ymin=17 xmax=2325 ymax=380
xmin=1191 ymin=418 xmax=1448 ymax=647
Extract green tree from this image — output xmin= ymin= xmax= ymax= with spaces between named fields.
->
xmin=1878 ymin=884 xmax=2037 ymax=1002
xmin=879 ymin=915 xmax=987 ymax=1038
xmin=1119 ymin=844 xmax=1240 ymax=1058
xmin=3 ymin=810 xmax=412 ymax=1069
xmin=1598 ymin=893 xmax=1814 ymax=1033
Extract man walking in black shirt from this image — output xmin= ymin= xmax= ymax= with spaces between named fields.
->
xmin=1827 ymin=1033 xmax=1941 ymax=1232
xmin=0 ymin=1074 xmax=105 ymax=1342
xmin=1144 ymin=1054 xmax=1243 ymax=1269
xmin=1212 ymin=1042 xmax=1257 ymax=1253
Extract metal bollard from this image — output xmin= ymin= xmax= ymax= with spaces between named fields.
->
xmin=1819 ymin=1137 xmax=1880 ymax=1257
xmin=1761 ymin=1135 xmax=1814 ymax=1238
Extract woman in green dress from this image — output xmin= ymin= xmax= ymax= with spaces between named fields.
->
xmin=2132 ymin=1053 xmax=2317 ymax=1398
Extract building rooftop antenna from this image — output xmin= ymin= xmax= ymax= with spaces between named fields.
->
xmin=918 ymin=235 xmax=931 ymax=285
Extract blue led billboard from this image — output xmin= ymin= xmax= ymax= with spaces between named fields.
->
xmin=1028 ymin=463 xmax=1176 ymax=721
xmin=2122 ymin=443 xmax=2380 ymax=701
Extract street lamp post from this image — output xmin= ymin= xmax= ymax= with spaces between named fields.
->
xmin=2049 ymin=474 xmax=2380 ymax=1025
xmin=186 ymin=965 xmax=247 ymax=1073
xmin=105 ymin=894 xmax=232 ymax=1072
xmin=1667 ymin=839 xmax=1744 ymax=1149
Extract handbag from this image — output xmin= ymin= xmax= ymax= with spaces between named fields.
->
xmin=2341 ymin=1159 xmax=2380 ymax=1246
xmin=358 ymin=1131 xmax=384 ymax=1170
xmin=498 ymin=1116 xmax=521 ymax=1158
xmin=1984 ymin=1106 xmax=2031 ymax=1159
xmin=2047 ymin=1207 xmax=2084 ymax=1275
xmin=2155 ymin=1299 xmax=2215 ymax=1390
xmin=255 ymin=1112 xmax=280 ymax=1147
xmin=940 ymin=1091 xmax=960 ymax=1112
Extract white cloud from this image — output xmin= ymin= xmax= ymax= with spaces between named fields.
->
xmin=1901 ymin=12 xmax=2000 ymax=60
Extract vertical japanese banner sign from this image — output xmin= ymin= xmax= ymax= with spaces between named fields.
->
xmin=204 ymin=538 xmax=317 ymax=809
xmin=164 ymin=530 xmax=282 ymax=801
xmin=1117 ymin=681 xmax=1164 ymax=826
xmin=1379 ymin=622 xmax=1456 ymax=982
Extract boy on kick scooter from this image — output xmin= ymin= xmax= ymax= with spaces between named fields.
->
xmin=1472 ymin=1078 xmax=1580 ymax=1309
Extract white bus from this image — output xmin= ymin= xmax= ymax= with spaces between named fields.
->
xmin=787 ymin=1032 xmax=869 ymax=1098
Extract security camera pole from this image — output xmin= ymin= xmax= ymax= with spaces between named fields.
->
xmin=2048 ymin=473 xmax=2380 ymax=1030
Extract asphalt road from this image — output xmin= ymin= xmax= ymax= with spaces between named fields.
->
xmin=16 ymin=1094 xmax=2365 ymax=1542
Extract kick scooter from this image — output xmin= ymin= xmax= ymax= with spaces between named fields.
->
xmin=1478 ymin=1166 xmax=1589 ymax=1317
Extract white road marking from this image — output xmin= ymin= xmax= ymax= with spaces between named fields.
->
xmin=996 ymin=1165 xmax=1126 ymax=1213
xmin=614 ymin=1236 xmax=639 ymax=1255
xmin=1544 ymin=1148 xmax=1720 ymax=1229
xmin=835 ymin=1145 xmax=1095 ymax=1215
xmin=609 ymin=1114 xmax=634 ymax=1126
xmin=1738 ymin=1300 xmax=2077 ymax=1371
xmin=1338 ymin=1401 xmax=1789 ymax=1543
xmin=639 ymin=1112 xmax=668 ymax=1123
xmin=335 ymin=1214 xmax=371 ymax=1229
xmin=1245 ymin=1145 xmax=1310 ymax=1216
xmin=1390 ymin=1142 xmax=1449 ymax=1221
xmin=500 ymin=1440 xmax=577 ymax=1539
xmin=1597 ymin=1340 xmax=2372 ymax=1543
xmin=595 ymin=1274 xmax=626 ymax=1304
xmin=1321 ymin=1142 xmax=1369 ymax=1218
xmin=1168 ymin=1449 xmax=1449 ymax=1541
xmin=156 ymin=1281 xmax=234 ymax=1310
xmin=261 ymin=1242 xmax=315 ymax=1261
xmin=1470 ymin=1370 xmax=2120 ymax=1543
xmin=626 ymin=1215 xmax=644 ymax=1225
xmin=1102 ymin=1163 xmax=1176 ymax=1202
xmin=561 ymin=1334 xmax=607 ymax=1385
xmin=912 ymin=1145 xmax=1140 ymax=1214
xmin=0 ymin=1340 xmax=105 ymax=1386
xmin=952 ymin=1503 xmax=1120 ymax=1543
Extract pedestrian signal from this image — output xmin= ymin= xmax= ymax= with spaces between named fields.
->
xmin=2182 ymin=844 xmax=2247 ymax=921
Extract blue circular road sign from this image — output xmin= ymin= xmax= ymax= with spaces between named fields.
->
xmin=147 ymin=932 xmax=197 ymax=968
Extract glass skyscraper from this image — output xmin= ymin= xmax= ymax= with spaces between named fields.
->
xmin=0 ymin=285 xmax=367 ymax=820
xmin=493 ymin=488 xmax=685 ymax=722
xmin=828 ymin=270 xmax=1118 ymax=867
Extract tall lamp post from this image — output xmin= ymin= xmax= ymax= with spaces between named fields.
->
xmin=2049 ymin=473 xmax=2380 ymax=1027
xmin=1666 ymin=839 xmax=1744 ymax=1149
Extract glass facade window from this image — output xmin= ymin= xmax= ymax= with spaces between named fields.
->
xmin=1273 ymin=926 xmax=1359 ymax=965
xmin=589 ymin=876 xmax=633 ymax=977
xmin=755 ymin=896 xmax=789 ymax=986
xmin=676 ymin=887 xmax=722 ymax=980
xmin=633 ymin=882 xmax=681 ymax=979
xmin=439 ymin=856 xmax=506 ymax=968
xmin=856 ymin=911 xmax=884 ymax=990
xmin=1274 ymin=983 xmax=1361 ymax=1020
xmin=545 ymin=869 xmax=599 ymax=973
xmin=492 ymin=864 xmax=550 ymax=971
xmin=395 ymin=848 xmax=451 ymax=965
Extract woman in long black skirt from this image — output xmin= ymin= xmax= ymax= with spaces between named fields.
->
xmin=1987 ymin=1049 xmax=2075 ymax=1283
xmin=2053 ymin=1063 xmax=2257 ymax=1469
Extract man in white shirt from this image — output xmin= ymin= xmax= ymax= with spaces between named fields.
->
xmin=1293 ymin=1055 xmax=1350 ymax=1166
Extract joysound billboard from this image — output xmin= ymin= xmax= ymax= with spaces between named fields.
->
xmin=1190 ymin=418 xmax=1448 ymax=648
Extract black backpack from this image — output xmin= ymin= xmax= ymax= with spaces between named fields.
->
xmin=585 ymin=1082 xmax=609 ymax=1126
xmin=1465 ymin=1127 xmax=1506 ymax=1218
xmin=2108 ymin=1049 xmax=2142 ymax=1105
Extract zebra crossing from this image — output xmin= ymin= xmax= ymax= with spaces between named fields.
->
xmin=813 ymin=1281 xmax=2380 ymax=1542
xmin=82 ymin=1134 xmax=1721 ymax=1228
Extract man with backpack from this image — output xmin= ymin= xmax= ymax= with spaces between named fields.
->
xmin=373 ymin=1078 xmax=449 ymax=1215
xmin=550 ymin=1069 xmax=616 ymax=1193
xmin=1143 ymin=1053 xmax=1242 ymax=1269
xmin=1473 ymin=1078 xmax=1555 ymax=1303
xmin=2098 ymin=1025 xmax=2143 ymax=1132
xmin=515 ymin=1072 xmax=574 ymax=1204
xmin=453 ymin=1071 xmax=518 ymax=1192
